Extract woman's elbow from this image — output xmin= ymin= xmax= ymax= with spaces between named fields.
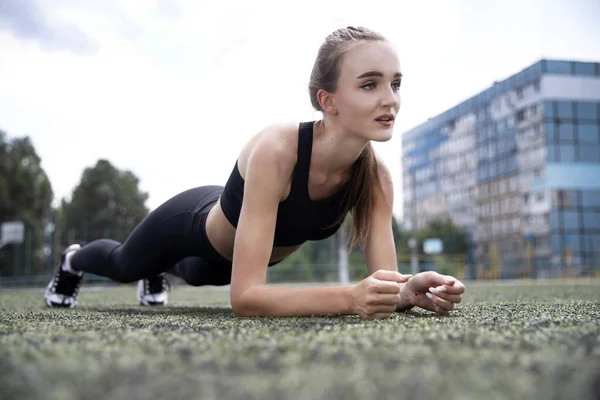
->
xmin=230 ymin=289 xmax=259 ymax=317
xmin=231 ymin=301 xmax=253 ymax=317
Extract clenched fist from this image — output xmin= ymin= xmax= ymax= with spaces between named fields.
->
xmin=351 ymin=270 xmax=411 ymax=319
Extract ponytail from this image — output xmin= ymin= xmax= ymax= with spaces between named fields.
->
xmin=336 ymin=143 xmax=381 ymax=250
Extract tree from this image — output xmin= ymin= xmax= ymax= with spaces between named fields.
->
xmin=272 ymin=214 xmax=418 ymax=283
xmin=416 ymin=216 xmax=469 ymax=277
xmin=0 ymin=130 xmax=54 ymax=276
xmin=60 ymin=159 xmax=149 ymax=245
xmin=417 ymin=217 xmax=468 ymax=255
xmin=272 ymin=236 xmax=338 ymax=283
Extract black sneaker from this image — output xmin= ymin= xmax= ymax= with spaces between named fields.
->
xmin=44 ymin=244 xmax=83 ymax=308
xmin=137 ymin=274 xmax=169 ymax=306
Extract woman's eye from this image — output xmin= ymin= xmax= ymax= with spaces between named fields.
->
xmin=392 ymin=80 xmax=401 ymax=90
xmin=361 ymin=82 xmax=376 ymax=90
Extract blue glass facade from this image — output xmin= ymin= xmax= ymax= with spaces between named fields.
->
xmin=402 ymin=59 xmax=600 ymax=278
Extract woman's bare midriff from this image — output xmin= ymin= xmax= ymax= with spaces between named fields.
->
xmin=205 ymin=199 xmax=302 ymax=264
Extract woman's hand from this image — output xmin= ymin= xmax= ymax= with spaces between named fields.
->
xmin=400 ymin=271 xmax=465 ymax=315
xmin=351 ymin=270 xmax=411 ymax=319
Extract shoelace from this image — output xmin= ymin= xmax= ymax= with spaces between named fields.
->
xmin=54 ymin=268 xmax=82 ymax=297
xmin=146 ymin=276 xmax=169 ymax=295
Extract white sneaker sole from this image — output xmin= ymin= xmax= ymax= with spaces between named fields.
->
xmin=137 ymin=279 xmax=168 ymax=306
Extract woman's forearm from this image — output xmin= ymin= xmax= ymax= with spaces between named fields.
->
xmin=232 ymin=284 xmax=356 ymax=317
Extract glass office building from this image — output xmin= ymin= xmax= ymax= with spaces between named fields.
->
xmin=402 ymin=59 xmax=600 ymax=278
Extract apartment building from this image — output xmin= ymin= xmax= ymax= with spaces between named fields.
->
xmin=402 ymin=59 xmax=600 ymax=277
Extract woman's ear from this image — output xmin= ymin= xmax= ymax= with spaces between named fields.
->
xmin=317 ymin=89 xmax=338 ymax=116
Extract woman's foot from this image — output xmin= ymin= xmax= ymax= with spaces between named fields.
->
xmin=45 ymin=244 xmax=83 ymax=308
xmin=137 ymin=274 xmax=169 ymax=306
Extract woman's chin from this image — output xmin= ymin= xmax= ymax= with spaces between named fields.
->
xmin=369 ymin=127 xmax=394 ymax=142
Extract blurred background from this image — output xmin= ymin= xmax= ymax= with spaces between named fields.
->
xmin=1 ymin=0 xmax=599 ymax=286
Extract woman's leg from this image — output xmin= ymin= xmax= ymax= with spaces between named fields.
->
xmin=170 ymin=206 xmax=235 ymax=286
xmin=173 ymin=257 xmax=232 ymax=286
xmin=70 ymin=185 xmax=225 ymax=283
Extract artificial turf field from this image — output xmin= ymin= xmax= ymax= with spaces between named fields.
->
xmin=1 ymin=280 xmax=599 ymax=400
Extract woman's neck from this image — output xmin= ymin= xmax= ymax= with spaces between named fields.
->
xmin=311 ymin=119 xmax=368 ymax=177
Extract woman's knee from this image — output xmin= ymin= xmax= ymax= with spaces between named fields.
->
xmin=175 ymin=258 xmax=232 ymax=287
xmin=110 ymin=268 xmax=144 ymax=284
xmin=109 ymin=252 xmax=152 ymax=283
xmin=185 ymin=274 xmax=231 ymax=287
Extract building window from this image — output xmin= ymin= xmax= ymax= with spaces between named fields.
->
xmin=578 ymin=123 xmax=599 ymax=143
xmin=516 ymin=87 xmax=524 ymax=100
xmin=574 ymin=62 xmax=595 ymax=76
xmin=565 ymin=234 xmax=581 ymax=252
xmin=503 ymin=199 xmax=511 ymax=213
xmin=581 ymin=190 xmax=600 ymax=207
xmin=550 ymin=211 xmax=560 ymax=228
xmin=544 ymin=102 xmax=555 ymax=119
xmin=479 ymin=185 xmax=486 ymax=197
xmin=551 ymin=234 xmax=562 ymax=252
xmin=512 ymin=218 xmax=520 ymax=231
xmin=556 ymin=190 xmax=569 ymax=208
xmin=546 ymin=144 xmax=556 ymax=162
xmin=582 ymin=212 xmax=600 ymax=230
xmin=563 ymin=211 xmax=580 ymax=231
xmin=498 ymin=159 xmax=507 ymax=174
xmin=491 ymin=202 xmax=498 ymax=215
xmin=558 ymin=145 xmax=576 ymax=162
xmin=576 ymin=102 xmax=599 ymax=120
xmin=530 ymin=105 xmax=539 ymax=116
xmin=499 ymin=180 xmax=507 ymax=194
xmin=509 ymin=176 xmax=518 ymax=192
xmin=557 ymin=101 xmax=574 ymax=120
xmin=556 ymin=190 xmax=581 ymax=209
xmin=546 ymin=60 xmax=571 ymax=74
xmin=536 ymin=193 xmax=544 ymax=202
xmin=558 ymin=123 xmax=575 ymax=142
xmin=544 ymin=122 xmax=556 ymax=142
xmin=579 ymin=144 xmax=600 ymax=163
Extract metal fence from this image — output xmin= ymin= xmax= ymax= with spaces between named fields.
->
xmin=1 ymin=226 xmax=598 ymax=287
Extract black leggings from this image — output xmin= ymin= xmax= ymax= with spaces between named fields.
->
xmin=70 ymin=186 xmax=236 ymax=286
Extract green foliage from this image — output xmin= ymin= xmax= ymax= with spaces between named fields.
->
xmin=271 ymin=215 xmax=412 ymax=283
xmin=416 ymin=216 xmax=468 ymax=255
xmin=0 ymin=130 xmax=54 ymax=276
xmin=60 ymin=159 xmax=149 ymax=245
xmin=391 ymin=214 xmax=412 ymax=257
xmin=268 ymin=236 xmax=338 ymax=283
xmin=0 ymin=130 xmax=53 ymax=227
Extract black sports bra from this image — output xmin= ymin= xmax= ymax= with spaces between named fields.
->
xmin=219 ymin=121 xmax=352 ymax=246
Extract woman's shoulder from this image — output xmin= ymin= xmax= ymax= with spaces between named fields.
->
xmin=237 ymin=121 xmax=303 ymax=178
xmin=257 ymin=121 xmax=302 ymax=153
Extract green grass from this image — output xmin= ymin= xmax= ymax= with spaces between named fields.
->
xmin=1 ymin=280 xmax=599 ymax=400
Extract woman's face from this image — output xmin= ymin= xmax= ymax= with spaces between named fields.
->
xmin=332 ymin=40 xmax=401 ymax=142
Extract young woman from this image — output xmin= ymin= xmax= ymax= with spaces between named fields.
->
xmin=45 ymin=26 xmax=465 ymax=319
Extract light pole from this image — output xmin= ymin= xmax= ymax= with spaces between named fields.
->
xmin=410 ymin=171 xmax=419 ymax=275
xmin=337 ymin=220 xmax=349 ymax=285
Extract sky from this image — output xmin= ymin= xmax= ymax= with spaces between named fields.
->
xmin=1 ymin=0 xmax=599 ymax=219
